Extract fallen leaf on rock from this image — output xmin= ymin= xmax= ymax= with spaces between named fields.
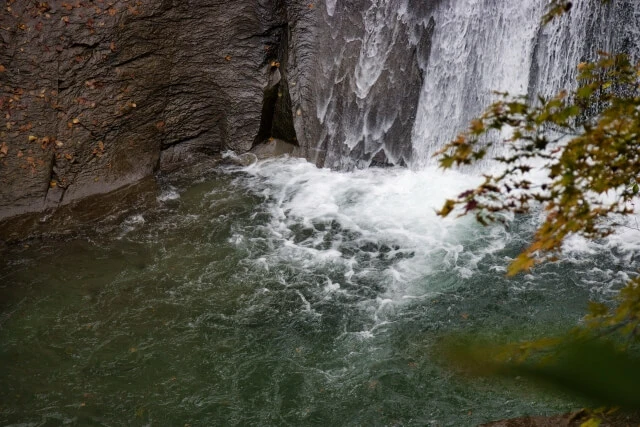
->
xmin=0 ymin=65 xmax=5 ymax=72
xmin=0 ymin=143 xmax=8 ymax=156
xmin=41 ymin=136 xmax=51 ymax=150
xmin=28 ymin=135 xmax=37 ymax=142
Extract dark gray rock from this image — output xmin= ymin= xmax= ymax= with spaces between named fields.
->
xmin=290 ymin=0 xmax=436 ymax=169
xmin=0 ymin=0 xmax=319 ymax=221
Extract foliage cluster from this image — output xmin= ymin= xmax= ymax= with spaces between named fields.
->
xmin=435 ymin=0 xmax=640 ymax=420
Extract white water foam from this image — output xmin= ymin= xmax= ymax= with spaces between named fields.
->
xmin=158 ymin=186 xmax=181 ymax=202
xmin=219 ymin=155 xmax=640 ymax=341
xmin=235 ymin=157 xmax=513 ymax=298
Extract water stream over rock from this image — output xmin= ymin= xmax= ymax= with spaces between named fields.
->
xmin=311 ymin=0 xmax=640 ymax=168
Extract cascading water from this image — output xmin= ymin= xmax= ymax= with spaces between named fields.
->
xmin=313 ymin=0 xmax=640 ymax=168
xmin=313 ymin=0 xmax=432 ymax=168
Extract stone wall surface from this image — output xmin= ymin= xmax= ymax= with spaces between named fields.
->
xmin=0 ymin=0 xmax=319 ymax=221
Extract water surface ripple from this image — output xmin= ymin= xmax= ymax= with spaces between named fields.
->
xmin=1 ymin=159 xmax=636 ymax=426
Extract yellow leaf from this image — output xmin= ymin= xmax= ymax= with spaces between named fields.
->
xmin=437 ymin=199 xmax=456 ymax=217
xmin=28 ymin=135 xmax=37 ymax=142
xmin=507 ymin=254 xmax=536 ymax=276
xmin=580 ymin=418 xmax=601 ymax=427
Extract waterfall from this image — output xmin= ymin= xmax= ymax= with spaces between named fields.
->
xmin=312 ymin=0 xmax=640 ymax=169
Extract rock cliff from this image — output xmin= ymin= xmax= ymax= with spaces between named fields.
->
xmin=0 ymin=0 xmax=318 ymax=221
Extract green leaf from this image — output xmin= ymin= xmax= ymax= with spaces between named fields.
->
xmin=440 ymin=155 xmax=455 ymax=169
xmin=437 ymin=336 xmax=640 ymax=411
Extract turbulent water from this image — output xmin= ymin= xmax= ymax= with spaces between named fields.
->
xmin=2 ymin=160 xmax=639 ymax=426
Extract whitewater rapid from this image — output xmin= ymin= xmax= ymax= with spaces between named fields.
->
xmin=227 ymin=157 xmax=640 ymax=320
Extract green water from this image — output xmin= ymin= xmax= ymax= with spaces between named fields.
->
xmin=0 ymin=165 xmax=621 ymax=426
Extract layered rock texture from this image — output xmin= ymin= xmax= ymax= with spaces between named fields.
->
xmin=0 ymin=0 xmax=318 ymax=221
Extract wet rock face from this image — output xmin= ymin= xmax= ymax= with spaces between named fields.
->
xmin=0 ymin=0 xmax=317 ymax=220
